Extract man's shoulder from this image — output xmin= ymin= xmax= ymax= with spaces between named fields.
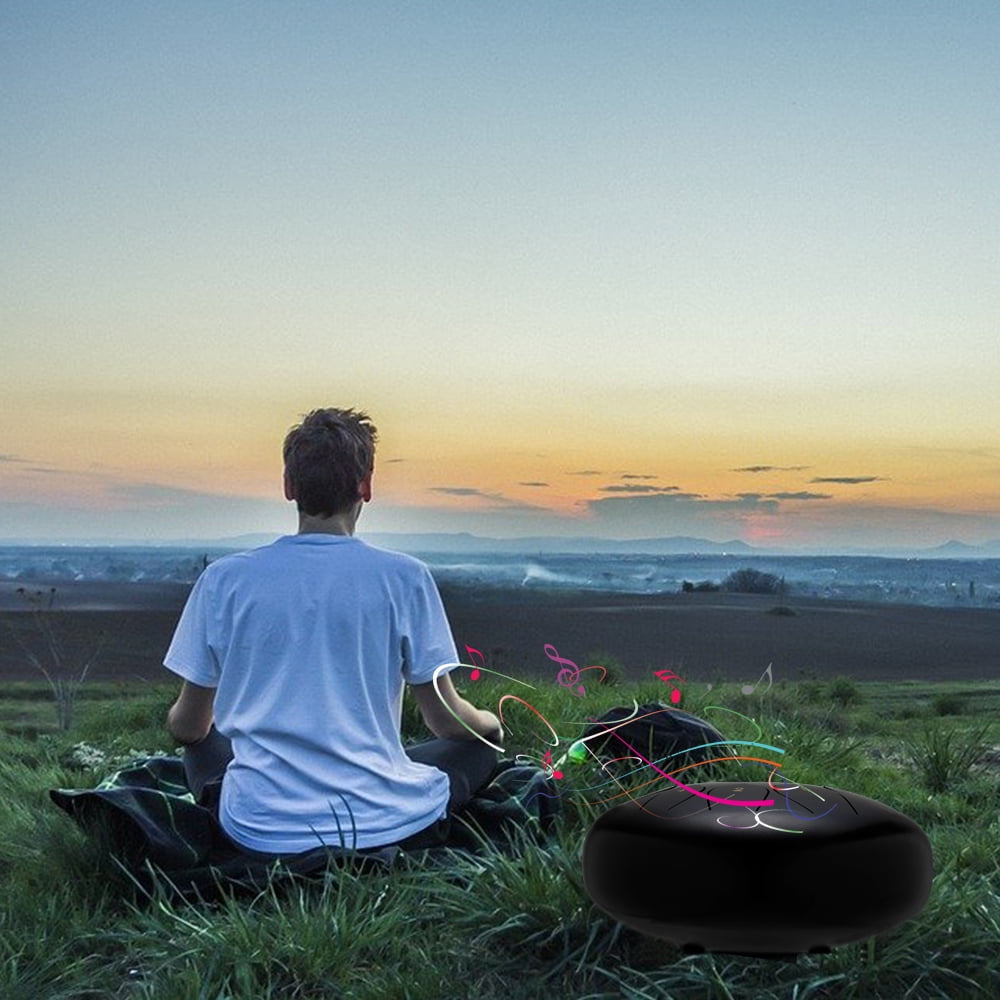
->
xmin=199 ymin=537 xmax=434 ymax=586
xmin=216 ymin=536 xmax=430 ymax=572
xmin=355 ymin=539 xmax=431 ymax=577
xmin=195 ymin=541 xmax=280 ymax=582
xmin=214 ymin=544 xmax=270 ymax=565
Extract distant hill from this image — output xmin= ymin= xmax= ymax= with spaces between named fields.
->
xmin=5 ymin=532 xmax=1000 ymax=559
xmin=179 ymin=531 xmax=760 ymax=556
xmin=346 ymin=533 xmax=754 ymax=555
xmin=918 ymin=539 xmax=1000 ymax=558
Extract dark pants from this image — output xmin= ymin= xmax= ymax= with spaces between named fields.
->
xmin=182 ymin=727 xmax=499 ymax=852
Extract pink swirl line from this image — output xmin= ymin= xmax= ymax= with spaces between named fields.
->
xmin=592 ymin=717 xmax=775 ymax=807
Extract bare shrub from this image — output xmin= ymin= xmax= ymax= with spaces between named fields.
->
xmin=6 ymin=587 xmax=103 ymax=731
xmin=721 ymin=568 xmax=787 ymax=595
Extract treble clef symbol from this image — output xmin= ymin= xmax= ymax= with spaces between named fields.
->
xmin=545 ymin=643 xmax=585 ymax=697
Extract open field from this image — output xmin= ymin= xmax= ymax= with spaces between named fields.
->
xmin=3 ymin=676 xmax=1000 ymax=744
xmin=2 ymin=580 xmax=998 ymax=685
xmin=1 ymin=668 xmax=998 ymax=998
xmin=2 ymin=580 xmax=997 ymax=996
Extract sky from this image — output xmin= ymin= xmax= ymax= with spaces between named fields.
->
xmin=2 ymin=2 xmax=999 ymax=550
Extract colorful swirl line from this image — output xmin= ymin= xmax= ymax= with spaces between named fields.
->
xmin=590 ymin=718 xmax=777 ymax=807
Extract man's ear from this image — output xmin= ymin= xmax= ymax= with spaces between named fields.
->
xmin=283 ymin=469 xmax=295 ymax=502
xmin=359 ymin=471 xmax=373 ymax=503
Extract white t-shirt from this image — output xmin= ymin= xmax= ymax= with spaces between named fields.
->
xmin=163 ymin=534 xmax=460 ymax=853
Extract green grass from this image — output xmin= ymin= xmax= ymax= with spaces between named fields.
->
xmin=1 ymin=672 xmax=998 ymax=998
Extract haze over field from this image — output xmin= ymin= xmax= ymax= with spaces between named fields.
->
xmin=3 ymin=3 xmax=998 ymax=551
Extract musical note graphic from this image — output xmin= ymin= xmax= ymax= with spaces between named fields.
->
xmin=542 ymin=749 xmax=563 ymax=780
xmin=741 ymin=662 xmax=773 ymax=696
xmin=465 ymin=644 xmax=485 ymax=681
xmin=436 ymin=642 xmax=799 ymax=817
xmin=545 ymin=643 xmax=586 ymax=696
xmin=654 ymin=669 xmax=685 ymax=705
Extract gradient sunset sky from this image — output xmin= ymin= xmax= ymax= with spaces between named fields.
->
xmin=3 ymin=2 xmax=998 ymax=550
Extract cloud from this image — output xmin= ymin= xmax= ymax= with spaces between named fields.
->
xmin=568 ymin=470 xmax=602 ymax=476
xmin=621 ymin=474 xmax=658 ymax=480
xmin=7 ymin=466 xmax=999 ymax=550
xmin=733 ymin=465 xmax=811 ymax=473
xmin=383 ymin=458 xmax=405 ymax=464
xmin=427 ymin=486 xmax=545 ymax=511
xmin=518 ymin=481 xmax=549 ymax=487
xmin=810 ymin=476 xmax=885 ymax=485
xmin=598 ymin=484 xmax=683 ymax=494
xmin=361 ymin=493 xmax=1000 ymax=550
xmin=736 ymin=490 xmax=833 ymax=502
xmin=587 ymin=491 xmax=778 ymax=538
xmin=765 ymin=491 xmax=834 ymax=501
xmin=0 ymin=454 xmax=65 ymax=474
xmin=429 ymin=487 xmax=486 ymax=497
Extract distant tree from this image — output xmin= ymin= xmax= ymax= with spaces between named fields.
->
xmin=721 ymin=568 xmax=787 ymax=596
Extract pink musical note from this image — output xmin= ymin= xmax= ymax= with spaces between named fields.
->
xmin=741 ymin=662 xmax=773 ymax=696
xmin=544 ymin=643 xmax=585 ymax=696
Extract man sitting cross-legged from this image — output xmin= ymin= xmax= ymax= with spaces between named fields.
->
xmin=164 ymin=407 xmax=502 ymax=854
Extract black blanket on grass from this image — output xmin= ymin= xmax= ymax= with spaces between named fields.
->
xmin=51 ymin=756 xmax=560 ymax=900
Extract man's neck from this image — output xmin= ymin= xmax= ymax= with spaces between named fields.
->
xmin=297 ymin=505 xmax=361 ymax=536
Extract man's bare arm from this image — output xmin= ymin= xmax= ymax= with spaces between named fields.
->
xmin=410 ymin=672 xmax=503 ymax=744
xmin=166 ymin=680 xmax=216 ymax=745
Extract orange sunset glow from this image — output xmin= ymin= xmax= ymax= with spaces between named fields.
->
xmin=2 ymin=5 xmax=998 ymax=552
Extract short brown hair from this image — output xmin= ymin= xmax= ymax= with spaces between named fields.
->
xmin=282 ymin=408 xmax=378 ymax=517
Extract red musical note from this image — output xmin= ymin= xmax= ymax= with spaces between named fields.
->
xmin=654 ymin=669 xmax=685 ymax=705
xmin=465 ymin=644 xmax=486 ymax=681
xmin=542 ymin=749 xmax=563 ymax=780
xmin=544 ymin=643 xmax=585 ymax=696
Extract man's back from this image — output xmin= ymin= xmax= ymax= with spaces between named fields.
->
xmin=165 ymin=534 xmax=460 ymax=853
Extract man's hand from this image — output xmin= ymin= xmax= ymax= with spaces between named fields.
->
xmin=478 ymin=709 xmax=504 ymax=745
xmin=410 ymin=673 xmax=504 ymax=745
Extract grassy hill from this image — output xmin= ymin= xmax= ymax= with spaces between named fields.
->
xmin=1 ymin=672 xmax=997 ymax=999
